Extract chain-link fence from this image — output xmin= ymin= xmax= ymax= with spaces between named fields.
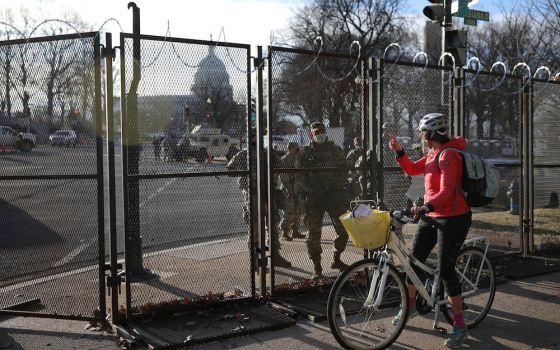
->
xmin=120 ymin=34 xmax=253 ymax=318
xmin=380 ymin=61 xmax=453 ymax=210
xmin=532 ymin=80 xmax=560 ymax=258
xmin=2 ymin=27 xmax=558 ymax=326
xmin=0 ymin=32 xmax=105 ymax=319
xmin=267 ymin=47 xmax=366 ymax=297
xmin=464 ymin=70 xmax=524 ymax=254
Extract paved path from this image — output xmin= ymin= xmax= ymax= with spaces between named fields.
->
xmin=0 ymin=271 xmax=558 ymax=349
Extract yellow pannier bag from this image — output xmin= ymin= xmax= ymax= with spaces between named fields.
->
xmin=340 ymin=209 xmax=391 ymax=249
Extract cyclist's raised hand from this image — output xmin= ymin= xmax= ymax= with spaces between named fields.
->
xmin=389 ymin=134 xmax=403 ymax=152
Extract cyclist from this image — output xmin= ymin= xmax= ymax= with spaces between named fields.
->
xmin=388 ymin=113 xmax=472 ymax=349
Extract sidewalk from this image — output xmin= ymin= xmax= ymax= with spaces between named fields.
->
xmin=1 ymin=271 xmax=559 ymax=349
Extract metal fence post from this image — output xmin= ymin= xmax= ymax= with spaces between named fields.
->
xmin=125 ymin=1 xmax=144 ymax=278
xmin=255 ymin=46 xmax=268 ymax=295
xmin=103 ymin=32 xmax=120 ymax=323
xmin=94 ymin=32 xmax=107 ymax=322
xmin=367 ymin=57 xmax=378 ymax=199
xmin=522 ymin=78 xmax=534 ymax=256
xmin=247 ymin=47 xmax=256 ymax=298
xmin=453 ymin=67 xmax=464 ymax=137
xmin=375 ymin=58 xmax=384 ymax=203
xmin=358 ymin=58 xmax=368 ymax=200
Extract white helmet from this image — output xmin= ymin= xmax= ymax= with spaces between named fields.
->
xmin=418 ymin=113 xmax=449 ymax=135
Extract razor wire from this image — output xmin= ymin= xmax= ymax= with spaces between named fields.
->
xmin=477 ymin=61 xmax=508 ymax=92
xmin=2 ymin=18 xmax=560 ymax=93
xmin=496 ymin=62 xmax=531 ymax=95
xmin=383 ymin=50 xmax=429 ymax=86
xmin=164 ymin=25 xmax=265 ymax=74
xmin=369 ymin=42 xmax=403 ymax=83
xmin=462 ymin=57 xmax=481 ymax=87
xmin=315 ymin=40 xmax=361 ymax=82
xmin=275 ymin=36 xmax=324 ymax=77
xmin=140 ymin=20 xmax=171 ymax=69
xmin=437 ymin=52 xmax=456 ymax=86
xmin=0 ymin=19 xmax=94 ymax=111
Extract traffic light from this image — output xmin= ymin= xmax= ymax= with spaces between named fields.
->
xmin=423 ymin=0 xmax=445 ymax=23
xmin=446 ymin=29 xmax=467 ymax=66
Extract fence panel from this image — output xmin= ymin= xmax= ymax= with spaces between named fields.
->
xmin=0 ymin=33 xmax=105 ymax=319
xmin=464 ymin=71 xmax=523 ymax=254
xmin=532 ymin=81 xmax=560 ymax=257
xmin=380 ymin=61 xmax=453 ymax=210
xmin=268 ymin=47 xmax=366 ymax=295
xmin=120 ymin=34 xmax=253 ymax=317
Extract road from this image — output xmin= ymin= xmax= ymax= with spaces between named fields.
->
xmin=0 ymin=143 xmax=247 ymax=286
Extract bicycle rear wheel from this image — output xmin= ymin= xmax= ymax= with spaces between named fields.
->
xmin=327 ymin=259 xmax=408 ymax=350
xmin=442 ymin=247 xmax=496 ymax=329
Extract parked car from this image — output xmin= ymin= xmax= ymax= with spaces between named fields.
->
xmin=50 ymin=130 xmax=78 ymax=147
xmin=0 ymin=125 xmax=36 ymax=152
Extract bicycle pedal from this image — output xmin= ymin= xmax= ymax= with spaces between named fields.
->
xmin=434 ymin=326 xmax=447 ymax=334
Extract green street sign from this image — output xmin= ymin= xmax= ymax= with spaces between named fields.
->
xmin=464 ymin=9 xmax=489 ymax=21
xmin=457 ymin=0 xmax=469 ymax=17
xmin=464 ymin=18 xmax=478 ymax=26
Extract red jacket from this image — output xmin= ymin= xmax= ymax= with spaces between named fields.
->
xmin=397 ymin=137 xmax=470 ymax=217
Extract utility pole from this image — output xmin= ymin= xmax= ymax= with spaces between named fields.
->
xmin=441 ymin=0 xmax=452 ymax=65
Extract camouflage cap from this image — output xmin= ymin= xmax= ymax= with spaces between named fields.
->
xmin=288 ymin=142 xmax=299 ymax=150
xmin=310 ymin=122 xmax=326 ymax=131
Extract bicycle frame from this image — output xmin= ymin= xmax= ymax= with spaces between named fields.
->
xmin=367 ymin=228 xmax=490 ymax=330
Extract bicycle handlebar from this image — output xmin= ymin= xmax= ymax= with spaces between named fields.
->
xmin=390 ymin=208 xmax=413 ymax=224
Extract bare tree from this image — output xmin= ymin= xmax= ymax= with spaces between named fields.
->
xmin=465 ymin=9 xmax=546 ymax=141
xmin=0 ymin=8 xmax=92 ymax=136
xmin=272 ymin=0 xmax=415 ymax=140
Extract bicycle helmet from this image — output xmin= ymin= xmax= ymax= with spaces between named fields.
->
xmin=418 ymin=113 xmax=449 ymax=137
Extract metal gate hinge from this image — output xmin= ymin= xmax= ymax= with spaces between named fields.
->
xmin=105 ymin=263 xmax=124 ymax=296
xmin=101 ymin=45 xmax=116 ymax=59
xmin=104 ymin=263 xmax=123 ymax=272
xmin=253 ymin=57 xmax=264 ymax=69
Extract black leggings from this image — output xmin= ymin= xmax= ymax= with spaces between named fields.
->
xmin=407 ymin=211 xmax=472 ymax=297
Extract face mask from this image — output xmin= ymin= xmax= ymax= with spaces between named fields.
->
xmin=313 ymin=134 xmax=327 ymax=144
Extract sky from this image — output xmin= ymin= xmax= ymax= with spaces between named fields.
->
xmin=3 ymin=0 xmax=519 ymax=48
xmin=4 ymin=0 xmax=300 ymax=47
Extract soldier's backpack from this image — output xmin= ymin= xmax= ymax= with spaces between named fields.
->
xmin=437 ymin=147 xmax=500 ymax=207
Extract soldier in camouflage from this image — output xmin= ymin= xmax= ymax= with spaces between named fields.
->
xmin=226 ymin=128 xmax=291 ymax=268
xmin=295 ymin=122 xmax=350 ymax=280
xmin=345 ymin=137 xmax=364 ymax=199
xmin=279 ymin=142 xmax=306 ymax=241
xmin=345 ymin=137 xmax=363 ymax=168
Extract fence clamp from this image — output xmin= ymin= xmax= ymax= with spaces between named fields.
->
xmin=105 ymin=263 xmax=123 ymax=296
xmin=101 ymin=45 xmax=116 ymax=60
xmin=253 ymin=57 xmax=264 ymax=70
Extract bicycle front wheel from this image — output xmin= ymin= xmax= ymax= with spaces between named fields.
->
xmin=442 ymin=247 xmax=496 ymax=329
xmin=327 ymin=259 xmax=409 ymax=350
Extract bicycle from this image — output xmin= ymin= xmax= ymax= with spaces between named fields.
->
xmin=327 ymin=201 xmax=496 ymax=350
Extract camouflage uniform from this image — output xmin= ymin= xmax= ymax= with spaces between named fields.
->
xmin=227 ymin=148 xmax=289 ymax=267
xmin=345 ymin=147 xmax=365 ymax=199
xmin=296 ymin=138 xmax=349 ymax=275
xmin=279 ymin=150 xmax=304 ymax=239
xmin=345 ymin=147 xmax=363 ymax=169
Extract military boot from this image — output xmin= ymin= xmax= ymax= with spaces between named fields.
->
xmin=291 ymin=230 xmax=306 ymax=239
xmin=273 ymin=253 xmax=292 ymax=268
xmin=331 ymin=251 xmax=349 ymax=271
xmin=281 ymin=231 xmax=293 ymax=241
xmin=311 ymin=257 xmax=322 ymax=280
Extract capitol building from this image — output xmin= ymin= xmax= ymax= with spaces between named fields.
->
xmin=136 ymin=44 xmax=247 ymax=138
